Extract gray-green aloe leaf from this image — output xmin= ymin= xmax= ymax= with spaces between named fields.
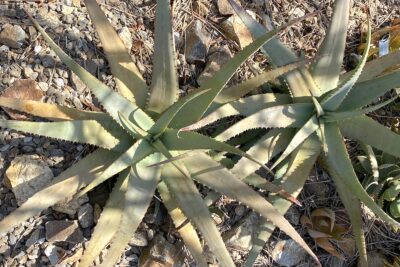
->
xmin=79 ymin=169 xmax=130 ymax=267
xmin=100 ymin=154 xmax=162 ymax=266
xmin=85 ymin=0 xmax=148 ymax=106
xmin=161 ymin=162 xmax=235 ymax=267
xmin=182 ymin=153 xmax=320 ymax=265
xmin=311 ymin=0 xmax=350 ymax=93
xmin=147 ymin=0 xmax=179 ymax=114
xmin=228 ymin=0 xmax=321 ymax=97
xmin=324 ymin=123 xmax=400 ymax=229
xmin=0 ymin=149 xmax=119 ymax=233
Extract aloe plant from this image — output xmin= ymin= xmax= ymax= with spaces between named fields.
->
xmin=355 ymin=147 xmax=400 ymax=219
xmin=0 ymin=1 xmax=323 ymax=266
xmin=180 ymin=0 xmax=400 ymax=265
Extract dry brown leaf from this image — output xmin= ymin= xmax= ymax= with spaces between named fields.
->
xmin=1 ymin=79 xmax=44 ymax=120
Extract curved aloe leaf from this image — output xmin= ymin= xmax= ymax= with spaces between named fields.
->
xmin=339 ymin=116 xmax=400 ymax=158
xmin=183 ymin=153 xmax=320 ymax=266
xmin=272 ymin=115 xmax=319 ymax=169
xmin=101 ymin=154 xmax=162 ymax=266
xmin=311 ymin=0 xmax=350 ymax=93
xmin=324 ymin=123 xmax=400 ymax=229
xmin=79 ymin=169 xmax=129 ymax=267
xmin=0 ymin=119 xmax=130 ymax=151
xmin=0 ymin=97 xmax=109 ymax=121
xmin=76 ymin=140 xmax=154 ymax=197
xmin=322 ymin=21 xmax=371 ymax=111
xmin=324 ymin=96 xmax=398 ymax=122
xmin=84 ymin=0 xmax=148 ymax=106
xmin=245 ymin=137 xmax=321 ymax=267
xmin=182 ymin=93 xmax=291 ymax=132
xmin=171 ymin=14 xmax=315 ymax=128
xmin=149 ymin=89 xmax=210 ymax=135
xmin=147 ymin=0 xmax=178 ymax=114
xmin=230 ymin=129 xmax=293 ymax=178
xmin=338 ymin=69 xmax=400 ymax=111
xmin=216 ymin=61 xmax=308 ymax=103
xmin=26 ymin=12 xmax=155 ymax=131
xmin=228 ymin=0 xmax=320 ymax=97
xmin=321 ymin=159 xmax=367 ymax=266
xmin=215 ymin=103 xmax=313 ymax=141
xmin=361 ymin=144 xmax=379 ymax=182
xmin=243 ymin=173 xmax=301 ymax=206
xmin=162 ymin=163 xmax=235 ymax=267
xmin=157 ymin=182 xmax=208 ymax=267
xmin=0 ymin=149 xmax=118 ymax=234
xmin=161 ymin=129 xmax=273 ymax=174
xmin=342 ymin=49 xmax=400 ymax=83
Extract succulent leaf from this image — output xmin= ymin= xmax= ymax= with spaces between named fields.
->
xmin=84 ymin=0 xmax=148 ymax=106
xmin=338 ymin=69 xmax=400 ymax=111
xmin=272 ymin=116 xmax=319 ymax=169
xmin=228 ymin=0 xmax=320 ymax=97
xmin=149 ymin=89 xmax=210 ymax=136
xmin=323 ymin=95 xmax=398 ymax=122
xmin=322 ymin=21 xmax=372 ymax=111
xmin=323 ymin=123 xmax=400 ymax=229
xmin=147 ymin=0 xmax=179 ymax=114
xmin=230 ymin=129 xmax=293 ymax=179
xmin=245 ymin=137 xmax=321 ymax=266
xmin=171 ymin=13 xmax=315 ymax=128
xmin=215 ymin=103 xmax=313 ymax=142
xmin=79 ymin=169 xmax=130 ymax=267
xmin=27 ymin=12 xmax=155 ymax=131
xmin=183 ymin=153 xmax=320 ymax=266
xmin=161 ymin=162 xmax=235 ymax=267
xmin=311 ymin=0 xmax=350 ymax=93
xmin=100 ymin=154 xmax=162 ymax=266
xmin=0 ymin=119 xmax=130 ymax=151
xmin=0 ymin=97 xmax=109 ymax=121
xmin=0 ymin=149 xmax=119 ymax=234
xmin=76 ymin=140 xmax=154 ymax=197
xmin=322 ymin=159 xmax=368 ymax=265
xmin=182 ymin=93 xmax=292 ymax=132
xmin=161 ymin=129 xmax=275 ymax=174
xmin=339 ymin=116 xmax=400 ymax=158
xmin=157 ymin=181 xmax=208 ymax=267
xmin=216 ymin=61 xmax=309 ymax=103
xmin=341 ymin=49 xmax=400 ymax=83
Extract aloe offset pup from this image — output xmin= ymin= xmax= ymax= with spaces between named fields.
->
xmin=183 ymin=0 xmax=400 ymax=265
xmin=355 ymin=146 xmax=400 ymax=219
xmin=0 ymin=1 xmax=322 ymax=266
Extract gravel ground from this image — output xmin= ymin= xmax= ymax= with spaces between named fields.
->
xmin=0 ymin=0 xmax=399 ymax=266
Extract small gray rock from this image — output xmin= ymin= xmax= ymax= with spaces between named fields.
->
xmin=45 ymin=220 xmax=84 ymax=244
xmin=226 ymin=212 xmax=260 ymax=251
xmin=217 ymin=0 xmax=240 ymax=15
xmin=185 ymin=20 xmax=210 ymax=64
xmin=44 ymin=244 xmax=65 ymax=265
xmin=52 ymin=194 xmax=89 ymax=216
xmin=25 ymin=228 xmax=45 ymax=248
xmin=23 ymin=67 xmax=38 ymax=80
xmin=271 ymin=239 xmax=307 ymax=267
xmin=61 ymin=5 xmax=75 ymax=15
xmin=118 ymin=26 xmax=133 ymax=51
xmin=41 ymin=55 xmax=55 ymax=68
xmin=4 ymin=155 xmax=54 ymax=206
xmin=36 ymin=8 xmax=61 ymax=28
xmin=54 ymin=78 xmax=65 ymax=88
xmin=129 ymin=231 xmax=148 ymax=247
xmin=0 ymin=24 xmax=26 ymax=48
xmin=38 ymin=82 xmax=49 ymax=92
xmin=77 ymin=203 xmax=94 ymax=228
xmin=198 ymin=45 xmax=232 ymax=85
